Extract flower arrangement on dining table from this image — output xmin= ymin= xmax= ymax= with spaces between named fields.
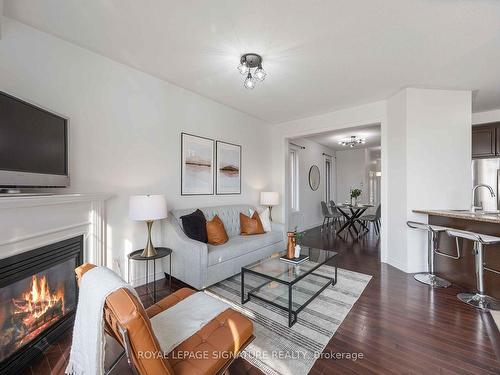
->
xmin=350 ymin=188 xmax=362 ymax=205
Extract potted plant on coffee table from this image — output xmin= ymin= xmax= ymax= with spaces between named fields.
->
xmin=294 ymin=231 xmax=305 ymax=258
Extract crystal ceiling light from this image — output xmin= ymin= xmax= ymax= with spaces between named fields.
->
xmin=237 ymin=53 xmax=266 ymax=89
xmin=244 ymin=73 xmax=256 ymax=89
xmin=254 ymin=65 xmax=266 ymax=81
xmin=338 ymin=136 xmax=366 ymax=148
xmin=237 ymin=62 xmax=249 ymax=75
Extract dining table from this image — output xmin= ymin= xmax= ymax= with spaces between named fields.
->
xmin=335 ymin=203 xmax=374 ymax=237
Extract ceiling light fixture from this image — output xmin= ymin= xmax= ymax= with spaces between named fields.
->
xmin=237 ymin=53 xmax=266 ymax=89
xmin=338 ymin=136 xmax=365 ymax=148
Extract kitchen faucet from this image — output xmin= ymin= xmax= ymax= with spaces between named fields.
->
xmin=471 ymin=184 xmax=495 ymax=213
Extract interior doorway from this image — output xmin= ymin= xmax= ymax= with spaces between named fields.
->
xmin=284 ymin=123 xmax=382 ymax=244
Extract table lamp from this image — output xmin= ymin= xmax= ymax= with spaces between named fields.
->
xmin=260 ymin=191 xmax=279 ymax=221
xmin=129 ymin=194 xmax=167 ymax=257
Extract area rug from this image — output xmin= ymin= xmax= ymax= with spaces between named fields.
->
xmin=204 ymin=264 xmax=371 ymax=375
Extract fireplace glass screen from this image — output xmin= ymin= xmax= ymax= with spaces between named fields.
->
xmin=0 ymin=257 xmax=77 ymax=362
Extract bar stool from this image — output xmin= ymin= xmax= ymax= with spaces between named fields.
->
xmin=446 ymin=229 xmax=500 ymax=311
xmin=407 ymin=221 xmax=458 ymax=288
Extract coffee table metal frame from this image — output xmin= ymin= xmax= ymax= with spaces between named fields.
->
xmin=241 ymin=251 xmax=337 ymax=327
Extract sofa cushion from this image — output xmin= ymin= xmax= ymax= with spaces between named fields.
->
xmin=206 ymin=215 xmax=228 ymax=245
xmin=172 ymin=205 xmax=255 ymax=237
xmin=250 ymin=207 xmax=272 ymax=232
xmin=208 ymin=231 xmax=283 ymax=266
xmin=240 ymin=212 xmax=264 ymax=235
xmin=180 ymin=209 xmax=207 ymax=243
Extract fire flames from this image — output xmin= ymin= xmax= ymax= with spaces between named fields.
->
xmin=11 ymin=275 xmax=65 ymax=343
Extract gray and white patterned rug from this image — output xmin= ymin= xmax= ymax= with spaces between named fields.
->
xmin=204 ymin=264 xmax=371 ymax=375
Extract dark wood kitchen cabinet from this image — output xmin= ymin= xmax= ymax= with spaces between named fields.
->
xmin=472 ymin=122 xmax=500 ymax=158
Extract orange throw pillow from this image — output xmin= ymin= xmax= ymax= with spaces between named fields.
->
xmin=252 ymin=212 xmax=265 ymax=233
xmin=240 ymin=212 xmax=265 ymax=235
xmin=206 ymin=215 xmax=228 ymax=245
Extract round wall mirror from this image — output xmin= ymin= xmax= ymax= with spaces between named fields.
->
xmin=308 ymin=165 xmax=320 ymax=191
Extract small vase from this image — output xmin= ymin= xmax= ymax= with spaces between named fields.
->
xmin=286 ymin=232 xmax=296 ymax=259
xmin=294 ymin=244 xmax=301 ymax=258
xmin=351 ymin=197 xmax=355 ymax=206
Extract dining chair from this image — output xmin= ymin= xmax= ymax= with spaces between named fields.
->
xmin=329 ymin=200 xmax=344 ymax=226
xmin=321 ymin=201 xmax=337 ymax=230
xmin=359 ymin=204 xmax=381 ymax=235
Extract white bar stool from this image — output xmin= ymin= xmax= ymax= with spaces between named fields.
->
xmin=407 ymin=221 xmax=458 ymax=288
xmin=446 ymin=229 xmax=500 ymax=311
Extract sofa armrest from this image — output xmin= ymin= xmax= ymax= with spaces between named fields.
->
xmin=164 ymin=217 xmax=208 ymax=290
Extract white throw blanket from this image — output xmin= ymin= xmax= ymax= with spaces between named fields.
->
xmin=151 ymin=292 xmax=229 ymax=354
xmin=66 ymin=266 xmax=140 ymax=375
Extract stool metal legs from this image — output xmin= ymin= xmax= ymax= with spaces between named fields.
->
xmin=457 ymin=242 xmax=500 ymax=311
xmin=413 ymin=230 xmax=451 ymax=288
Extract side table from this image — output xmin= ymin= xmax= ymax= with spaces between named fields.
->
xmin=127 ymin=247 xmax=172 ymax=303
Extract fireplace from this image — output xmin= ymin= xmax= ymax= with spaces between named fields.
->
xmin=0 ymin=236 xmax=83 ymax=374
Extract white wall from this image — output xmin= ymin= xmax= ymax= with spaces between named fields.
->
xmin=385 ymin=90 xmax=408 ymax=269
xmin=0 ymin=1 xmax=3 ymax=39
xmin=287 ymin=138 xmax=335 ymax=231
xmin=335 ymin=148 xmax=368 ymax=204
xmin=472 ymin=109 xmax=500 ymax=125
xmin=0 ymin=18 xmax=274 ymax=284
xmin=387 ymin=88 xmax=472 ymax=272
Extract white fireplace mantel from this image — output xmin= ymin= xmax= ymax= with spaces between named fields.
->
xmin=0 ymin=193 xmax=112 ymax=264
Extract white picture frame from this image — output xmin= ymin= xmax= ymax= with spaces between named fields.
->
xmin=181 ymin=133 xmax=214 ymax=195
xmin=216 ymin=141 xmax=241 ymax=195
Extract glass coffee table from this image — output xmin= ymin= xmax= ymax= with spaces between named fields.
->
xmin=241 ymin=247 xmax=337 ymax=327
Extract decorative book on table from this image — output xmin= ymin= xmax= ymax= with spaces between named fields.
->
xmin=279 ymin=254 xmax=309 ymax=264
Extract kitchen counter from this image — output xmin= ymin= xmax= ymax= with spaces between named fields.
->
xmin=413 ymin=209 xmax=500 ymax=224
xmin=414 ymin=209 xmax=500 ymax=299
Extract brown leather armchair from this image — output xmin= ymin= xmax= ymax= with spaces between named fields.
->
xmin=75 ymin=263 xmax=254 ymax=375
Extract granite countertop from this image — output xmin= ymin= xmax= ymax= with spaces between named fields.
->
xmin=413 ymin=209 xmax=500 ymax=224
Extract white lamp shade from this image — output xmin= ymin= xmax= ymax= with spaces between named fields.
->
xmin=129 ymin=195 xmax=168 ymax=221
xmin=260 ymin=191 xmax=280 ymax=206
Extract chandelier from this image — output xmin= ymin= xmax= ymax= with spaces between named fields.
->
xmin=338 ymin=136 xmax=365 ymax=147
xmin=237 ymin=53 xmax=266 ymax=89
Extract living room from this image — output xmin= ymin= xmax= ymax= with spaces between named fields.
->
xmin=0 ymin=1 xmax=499 ymax=375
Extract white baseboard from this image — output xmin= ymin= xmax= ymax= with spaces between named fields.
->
xmin=405 ymin=262 xmax=427 ymax=274
xmin=384 ymin=257 xmax=426 ymax=274
xmin=385 ymin=257 xmax=408 ymax=273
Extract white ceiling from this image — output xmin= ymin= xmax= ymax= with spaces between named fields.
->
xmin=3 ymin=1 xmax=500 ymax=123
xmin=304 ymin=124 xmax=381 ymax=151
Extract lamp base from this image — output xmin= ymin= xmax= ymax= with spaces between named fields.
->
xmin=268 ymin=206 xmax=273 ymax=222
xmin=141 ymin=220 xmax=158 ymax=257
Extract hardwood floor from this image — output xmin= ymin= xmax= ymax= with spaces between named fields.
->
xmin=19 ymin=226 xmax=500 ymax=374
xmin=303 ymin=227 xmax=500 ymax=375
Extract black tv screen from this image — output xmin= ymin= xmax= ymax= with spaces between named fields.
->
xmin=0 ymin=91 xmax=69 ymax=187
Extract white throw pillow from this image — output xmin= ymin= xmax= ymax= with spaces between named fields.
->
xmin=249 ymin=207 xmax=272 ymax=232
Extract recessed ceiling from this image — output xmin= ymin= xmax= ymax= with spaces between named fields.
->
xmin=3 ymin=0 xmax=500 ymax=123
xmin=304 ymin=124 xmax=381 ymax=151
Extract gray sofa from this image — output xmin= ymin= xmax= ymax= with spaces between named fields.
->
xmin=164 ymin=204 xmax=285 ymax=290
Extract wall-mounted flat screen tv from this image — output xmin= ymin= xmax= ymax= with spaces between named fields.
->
xmin=0 ymin=91 xmax=69 ymax=187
